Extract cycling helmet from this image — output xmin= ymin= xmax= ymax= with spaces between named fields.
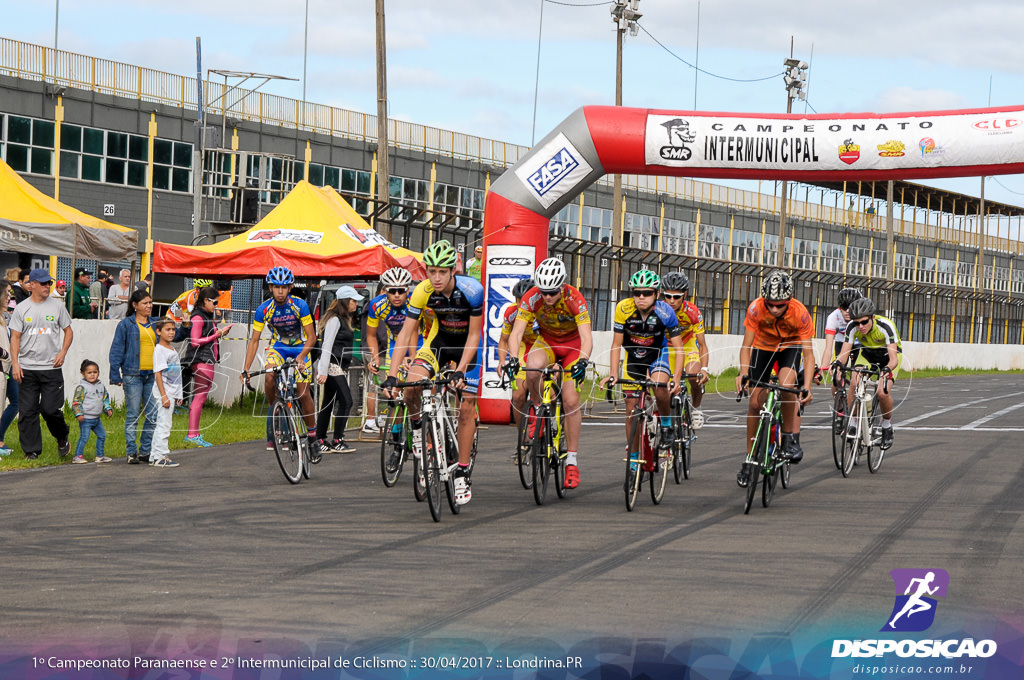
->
xmin=512 ymin=278 xmax=534 ymax=300
xmin=380 ymin=267 xmax=413 ymax=288
xmin=266 ymin=266 xmax=295 ymax=286
xmin=534 ymin=257 xmax=567 ymax=291
xmin=661 ymin=271 xmax=689 ymax=293
xmin=837 ymin=287 xmax=862 ymax=310
xmin=423 ymin=240 xmax=457 ymax=268
xmin=847 ymin=297 xmax=876 ymax=319
xmin=761 ymin=269 xmax=794 ymax=301
xmin=629 ymin=269 xmax=660 ymax=290
xmin=193 ymin=278 xmax=212 ymax=289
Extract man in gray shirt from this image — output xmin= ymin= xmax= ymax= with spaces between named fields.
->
xmin=106 ymin=269 xmax=132 ymax=320
xmin=10 ymin=269 xmax=73 ymax=460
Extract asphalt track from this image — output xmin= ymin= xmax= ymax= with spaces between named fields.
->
xmin=2 ymin=374 xmax=1022 ymax=674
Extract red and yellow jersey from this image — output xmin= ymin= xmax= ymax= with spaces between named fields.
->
xmin=517 ymin=284 xmax=591 ymax=344
xmin=166 ymin=288 xmax=199 ymax=322
xmin=744 ymin=297 xmax=813 ymax=351
xmin=673 ymin=301 xmax=705 ymax=346
xmin=501 ymin=303 xmax=540 ymax=349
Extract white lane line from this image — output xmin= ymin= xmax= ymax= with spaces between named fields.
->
xmin=897 ymin=391 xmax=1024 ymax=426
xmin=963 ymin=401 xmax=1024 ymax=429
xmin=583 ymin=422 xmax=1024 ymax=432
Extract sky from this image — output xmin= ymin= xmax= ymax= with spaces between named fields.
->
xmin=6 ymin=0 xmax=1024 ymax=222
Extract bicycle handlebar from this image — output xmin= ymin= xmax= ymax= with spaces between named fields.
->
xmin=242 ymin=359 xmax=298 ymax=391
xmin=735 ymin=375 xmax=809 ymax=402
xmin=831 ymin=362 xmax=890 ymax=395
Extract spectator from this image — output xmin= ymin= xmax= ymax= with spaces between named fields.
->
xmin=182 ymin=286 xmax=232 ymax=448
xmin=314 ymin=286 xmax=362 ymax=454
xmin=9 ymin=268 xmax=73 ymax=461
xmin=135 ymin=272 xmax=152 ymax=294
xmin=11 ymin=269 xmax=30 ymax=305
xmin=0 ymin=281 xmax=12 ymax=456
xmin=71 ymin=359 xmax=114 ymax=464
xmin=90 ymin=267 xmax=109 ymax=316
xmin=109 ymin=289 xmax=183 ymax=464
xmin=52 ymin=279 xmax=68 ymax=303
xmin=149 ymin=319 xmax=183 ymax=468
xmin=467 ymin=245 xmax=483 ymax=281
xmin=106 ymin=269 xmax=132 ymax=320
xmin=71 ymin=268 xmax=96 ymax=318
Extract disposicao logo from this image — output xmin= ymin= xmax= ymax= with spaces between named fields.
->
xmin=831 ymin=568 xmax=998 ymax=660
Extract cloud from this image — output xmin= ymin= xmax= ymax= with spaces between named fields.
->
xmin=866 ymin=87 xmax=969 ymax=114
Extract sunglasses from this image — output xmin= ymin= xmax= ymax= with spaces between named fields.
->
xmin=662 ymin=293 xmax=685 ymax=300
xmin=633 ymin=289 xmax=656 ymax=298
xmin=386 ymin=288 xmax=407 ymax=295
xmin=765 ymin=301 xmax=789 ymax=310
xmin=540 ymin=289 xmax=561 ymax=297
xmin=854 ymin=317 xmax=873 ymax=326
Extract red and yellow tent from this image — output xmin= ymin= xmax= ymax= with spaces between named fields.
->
xmin=153 ymin=181 xmax=424 ymax=278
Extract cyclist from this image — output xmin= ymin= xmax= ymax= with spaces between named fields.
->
xmin=834 ymin=297 xmax=902 ymax=450
xmin=167 ymin=278 xmax=213 ymax=326
xmin=505 ymin=257 xmax=592 ymax=490
xmin=600 ymin=269 xmax=684 ymax=453
xmin=496 ymin=278 xmax=539 ymax=429
xmin=382 ymin=240 xmax=483 ymax=506
xmin=240 ymin=266 xmax=319 ymax=458
xmin=365 ymin=267 xmax=415 ymax=435
xmin=659 ymin=271 xmax=710 ymax=428
xmin=735 ymin=270 xmax=815 ymax=488
xmin=819 ymin=286 xmax=862 ymax=423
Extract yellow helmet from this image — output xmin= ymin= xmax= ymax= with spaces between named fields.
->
xmin=193 ymin=278 xmax=213 ymax=288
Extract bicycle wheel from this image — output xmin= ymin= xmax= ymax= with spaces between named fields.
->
xmin=762 ymin=459 xmax=777 ymax=508
xmin=743 ymin=422 xmax=767 ymax=514
xmin=624 ymin=409 xmax=643 ymax=512
xmin=679 ymin=398 xmax=693 ymax=481
xmin=422 ymin=418 xmax=444 ymax=522
xmin=841 ymin=403 xmax=859 ymax=477
xmin=271 ymin=401 xmax=302 ymax=484
xmin=831 ymin=388 xmax=847 ymax=470
xmin=444 ymin=424 xmax=462 ymax=515
xmin=779 ymin=460 xmax=792 ymax=489
xmin=380 ymin=406 xmax=406 ymax=487
xmin=866 ymin=395 xmax=885 ymax=473
xmin=531 ymin=418 xmax=549 ymax=506
xmin=517 ymin=406 xmax=534 ymax=490
xmin=553 ymin=411 xmax=567 ymax=499
xmin=412 ymin=451 xmax=426 ymax=502
xmin=649 ymin=435 xmax=668 ymax=505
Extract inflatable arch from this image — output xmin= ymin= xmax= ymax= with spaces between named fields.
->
xmin=477 ymin=104 xmax=1024 ymax=422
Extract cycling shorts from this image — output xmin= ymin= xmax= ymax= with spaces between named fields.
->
xmin=414 ymin=344 xmax=480 ymax=396
xmin=623 ymin=347 xmax=671 ymax=382
xmin=833 ymin=340 xmax=862 ymax=366
xmin=668 ymin=339 xmax=701 ymax=377
xmin=854 ymin=348 xmax=902 ymax=380
xmin=748 ymin=347 xmax=801 ymax=387
xmin=530 ymin=334 xmax=585 ymax=378
xmin=265 ymin=346 xmax=312 ymax=384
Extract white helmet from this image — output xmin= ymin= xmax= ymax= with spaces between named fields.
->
xmin=380 ymin=267 xmax=412 ymax=288
xmin=761 ymin=269 xmax=794 ymax=301
xmin=534 ymin=257 xmax=567 ymax=291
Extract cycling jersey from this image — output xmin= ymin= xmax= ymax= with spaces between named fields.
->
xmin=823 ymin=308 xmax=849 ymax=344
xmin=167 ymin=289 xmax=199 ymax=323
xmin=406 ymin=275 xmax=483 ymax=349
xmin=615 ymin=298 xmax=679 ymax=381
xmin=743 ymin=297 xmax=814 ymax=351
xmin=517 ymin=284 xmax=591 ymax=344
xmin=673 ymin=301 xmax=705 ymax=346
xmin=253 ymin=296 xmax=313 ymax=350
xmin=845 ymin=314 xmax=903 ymax=370
xmin=501 ymin=303 xmax=540 ymax=352
xmin=366 ymin=293 xmax=409 ymax=354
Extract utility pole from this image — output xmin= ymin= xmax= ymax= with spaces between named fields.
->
xmin=610 ymin=0 xmax=641 ymax=289
xmin=375 ymin=0 xmax=391 ymax=239
xmin=779 ymin=50 xmax=808 ymax=270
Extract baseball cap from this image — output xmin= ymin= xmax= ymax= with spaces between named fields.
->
xmin=75 ymin=267 xmax=90 ymax=278
xmin=56 ymin=279 xmax=67 ymax=288
xmin=335 ymin=285 xmax=365 ymax=302
xmin=475 ymin=245 xmax=483 ymax=253
xmin=28 ymin=268 xmax=52 ymax=284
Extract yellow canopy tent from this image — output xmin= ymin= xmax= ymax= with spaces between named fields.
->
xmin=153 ymin=181 xmax=424 ymax=278
xmin=0 ymin=159 xmax=138 ymax=260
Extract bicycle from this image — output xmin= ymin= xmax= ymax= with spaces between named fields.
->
xmin=394 ymin=372 xmax=475 ymax=522
xmin=829 ymin=366 xmax=849 ymax=470
xmin=245 ymin=358 xmax=314 ymax=484
xmin=668 ymin=372 xmax=704 ymax=484
xmin=610 ymin=378 xmax=673 ymax=512
xmin=519 ymin=365 xmax=571 ymax=506
xmin=836 ymin=364 xmax=888 ymax=476
xmin=736 ymin=376 xmax=805 ymax=514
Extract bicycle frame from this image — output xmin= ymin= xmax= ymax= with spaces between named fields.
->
xmin=738 ymin=376 xmax=804 ymax=513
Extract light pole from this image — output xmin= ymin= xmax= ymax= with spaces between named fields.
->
xmin=778 ymin=55 xmax=808 ymax=269
xmin=610 ymin=0 xmax=641 ymax=290
xmin=375 ymin=0 xmax=391 ymax=239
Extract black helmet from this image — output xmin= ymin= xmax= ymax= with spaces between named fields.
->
xmin=761 ymin=270 xmax=793 ymax=301
xmin=837 ymin=287 xmax=861 ymax=310
xmin=661 ymin=271 xmax=689 ymax=294
xmin=847 ymin=297 xmax=875 ymax=319
xmin=512 ymin=278 xmax=533 ymax=300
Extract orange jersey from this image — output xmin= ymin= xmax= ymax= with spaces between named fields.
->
xmin=744 ymin=297 xmax=813 ymax=351
xmin=517 ymin=284 xmax=591 ymax=344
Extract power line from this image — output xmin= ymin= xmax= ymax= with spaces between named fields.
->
xmin=544 ymin=0 xmax=612 ymax=6
xmin=636 ymin=22 xmax=782 ymax=83
xmin=991 ymin=176 xmax=1024 ymax=196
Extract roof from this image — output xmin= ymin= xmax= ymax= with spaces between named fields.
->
xmin=807 ymin=178 xmax=1024 ymax=218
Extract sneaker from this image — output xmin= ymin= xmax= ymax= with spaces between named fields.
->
xmin=881 ymin=426 xmax=894 ymax=450
xmin=95 ymin=456 xmax=113 ymax=463
xmin=25 ymin=452 xmax=39 ymax=460
xmin=736 ymin=461 xmax=753 ymax=488
xmin=780 ymin=433 xmax=803 ymax=463
xmin=361 ymin=419 xmax=380 ymax=434
xmin=183 ymin=434 xmax=213 ymax=448
xmin=334 ymin=439 xmax=356 ymax=454
xmin=266 ymin=441 xmax=275 ymax=451
xmin=691 ymin=408 xmax=705 ymax=430
xmin=138 ymin=455 xmax=151 ymax=464
xmin=453 ymin=467 xmax=472 ymax=505
xmin=659 ymin=425 xmax=675 ymax=448
xmin=318 ymin=439 xmax=333 ymax=454
xmin=58 ymin=439 xmax=71 ymax=458
xmin=127 ymin=454 xmax=140 ymax=464
xmin=564 ymin=464 xmax=580 ymax=489
xmin=150 ymin=457 xmax=179 ymax=468
xmin=72 ymin=455 xmax=88 ymax=464
xmin=307 ymin=436 xmax=322 ymax=464
xmin=0 ymin=446 xmax=12 ymax=457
